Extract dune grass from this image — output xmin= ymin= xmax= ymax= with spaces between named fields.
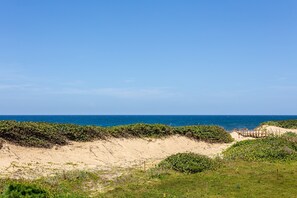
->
xmin=262 ymin=119 xmax=297 ymax=129
xmin=101 ymin=161 xmax=297 ymax=198
xmin=1 ymin=161 xmax=297 ymax=198
xmin=0 ymin=121 xmax=233 ymax=148
xmin=1 ymin=183 xmax=49 ymax=198
xmin=0 ymin=171 xmax=103 ymax=198
xmin=223 ymin=133 xmax=297 ymax=162
xmin=158 ymin=153 xmax=218 ymax=174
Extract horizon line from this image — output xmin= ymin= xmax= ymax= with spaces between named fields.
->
xmin=1 ymin=114 xmax=297 ymax=116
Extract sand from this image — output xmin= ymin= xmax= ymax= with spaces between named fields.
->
xmin=0 ymin=132 xmax=251 ymax=179
xmin=259 ymin=125 xmax=297 ymax=135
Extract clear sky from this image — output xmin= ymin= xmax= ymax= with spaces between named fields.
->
xmin=0 ymin=0 xmax=296 ymax=115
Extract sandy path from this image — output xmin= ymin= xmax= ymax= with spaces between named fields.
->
xmin=0 ymin=132 xmax=250 ymax=179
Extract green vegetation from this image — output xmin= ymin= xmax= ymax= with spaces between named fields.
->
xmin=102 ymin=161 xmax=297 ymax=198
xmin=1 ymin=133 xmax=297 ymax=197
xmin=107 ymin=123 xmax=174 ymax=138
xmin=1 ymin=161 xmax=297 ymax=198
xmin=0 ymin=121 xmax=233 ymax=148
xmin=224 ymin=133 xmax=297 ymax=162
xmin=158 ymin=153 xmax=217 ymax=173
xmin=262 ymin=119 xmax=297 ymax=129
xmin=178 ymin=125 xmax=233 ymax=143
xmin=0 ymin=121 xmax=106 ymax=148
xmin=2 ymin=121 xmax=297 ymax=197
xmin=0 ymin=171 xmax=103 ymax=197
xmin=2 ymin=183 xmax=48 ymax=198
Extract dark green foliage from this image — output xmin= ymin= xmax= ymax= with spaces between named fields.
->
xmin=2 ymin=183 xmax=48 ymax=198
xmin=262 ymin=120 xmax=297 ymax=129
xmin=0 ymin=121 xmax=233 ymax=148
xmin=223 ymin=133 xmax=297 ymax=162
xmin=0 ymin=121 xmax=67 ymax=148
xmin=54 ymin=124 xmax=106 ymax=141
xmin=158 ymin=153 xmax=217 ymax=173
xmin=0 ymin=121 xmax=106 ymax=148
xmin=177 ymin=125 xmax=233 ymax=143
xmin=107 ymin=123 xmax=174 ymax=138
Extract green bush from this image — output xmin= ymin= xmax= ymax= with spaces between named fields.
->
xmin=223 ymin=133 xmax=297 ymax=162
xmin=158 ymin=153 xmax=217 ymax=173
xmin=262 ymin=120 xmax=297 ymax=129
xmin=107 ymin=123 xmax=175 ymax=138
xmin=176 ymin=125 xmax=233 ymax=143
xmin=0 ymin=121 xmax=233 ymax=148
xmin=0 ymin=121 xmax=66 ymax=148
xmin=2 ymin=183 xmax=48 ymax=198
xmin=0 ymin=121 xmax=107 ymax=148
xmin=55 ymin=124 xmax=106 ymax=141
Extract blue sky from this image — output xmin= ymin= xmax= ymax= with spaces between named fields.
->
xmin=0 ymin=0 xmax=296 ymax=115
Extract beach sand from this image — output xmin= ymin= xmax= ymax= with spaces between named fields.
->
xmin=0 ymin=132 xmax=252 ymax=179
xmin=259 ymin=125 xmax=297 ymax=135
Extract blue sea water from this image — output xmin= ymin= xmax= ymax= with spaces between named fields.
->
xmin=0 ymin=115 xmax=297 ymax=131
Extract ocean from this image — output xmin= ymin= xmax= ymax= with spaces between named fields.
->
xmin=0 ymin=115 xmax=297 ymax=131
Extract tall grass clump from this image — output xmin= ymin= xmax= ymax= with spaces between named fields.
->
xmin=223 ymin=133 xmax=297 ymax=162
xmin=0 ymin=121 xmax=232 ymax=148
xmin=158 ymin=153 xmax=218 ymax=174
xmin=262 ymin=119 xmax=297 ymax=129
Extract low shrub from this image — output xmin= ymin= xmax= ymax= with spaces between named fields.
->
xmin=55 ymin=124 xmax=106 ymax=141
xmin=0 ymin=121 xmax=233 ymax=148
xmin=0 ymin=121 xmax=65 ymax=148
xmin=0 ymin=121 xmax=107 ymax=148
xmin=107 ymin=123 xmax=174 ymax=138
xmin=2 ymin=183 xmax=49 ymax=198
xmin=262 ymin=120 xmax=297 ymax=129
xmin=223 ymin=133 xmax=297 ymax=162
xmin=158 ymin=153 xmax=217 ymax=174
xmin=176 ymin=125 xmax=233 ymax=143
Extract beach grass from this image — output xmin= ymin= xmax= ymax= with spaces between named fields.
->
xmin=1 ymin=160 xmax=297 ymax=197
xmin=101 ymin=161 xmax=297 ymax=198
xmin=262 ymin=119 xmax=297 ymax=129
xmin=223 ymin=133 xmax=297 ymax=162
xmin=158 ymin=152 xmax=219 ymax=174
xmin=0 ymin=121 xmax=233 ymax=148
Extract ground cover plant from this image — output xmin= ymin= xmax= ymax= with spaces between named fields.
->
xmin=223 ymin=133 xmax=297 ymax=162
xmin=0 ymin=121 xmax=233 ymax=148
xmin=1 ymin=183 xmax=49 ymax=198
xmin=178 ymin=125 xmax=233 ymax=143
xmin=158 ymin=153 xmax=218 ymax=173
xmin=1 ymin=161 xmax=297 ymax=198
xmin=262 ymin=119 xmax=297 ymax=129
xmin=100 ymin=161 xmax=297 ymax=198
xmin=0 ymin=171 xmax=103 ymax=197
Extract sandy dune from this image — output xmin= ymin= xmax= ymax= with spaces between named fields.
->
xmin=0 ymin=132 xmax=250 ymax=179
xmin=260 ymin=125 xmax=297 ymax=135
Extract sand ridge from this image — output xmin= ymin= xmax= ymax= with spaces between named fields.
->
xmin=0 ymin=132 xmax=250 ymax=179
xmin=259 ymin=125 xmax=297 ymax=135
